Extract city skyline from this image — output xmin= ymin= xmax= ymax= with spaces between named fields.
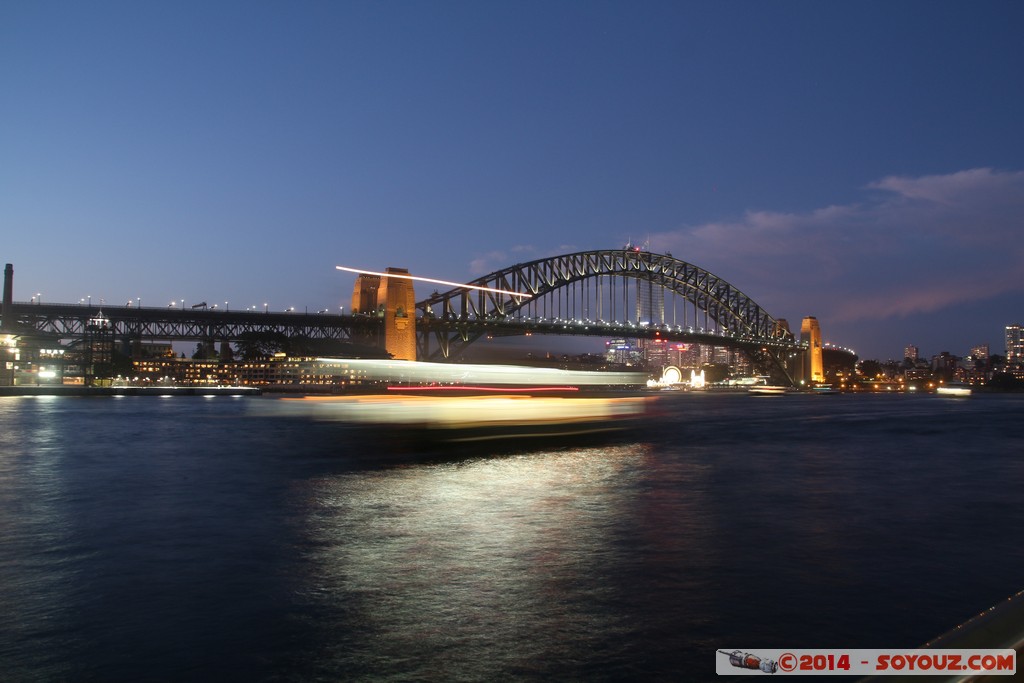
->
xmin=3 ymin=2 xmax=1022 ymax=360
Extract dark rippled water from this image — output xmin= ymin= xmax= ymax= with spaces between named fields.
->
xmin=2 ymin=392 xmax=1023 ymax=681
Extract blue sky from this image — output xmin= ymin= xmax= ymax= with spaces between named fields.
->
xmin=2 ymin=1 xmax=1022 ymax=360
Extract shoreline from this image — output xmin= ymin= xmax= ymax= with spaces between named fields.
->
xmin=0 ymin=385 xmax=261 ymax=397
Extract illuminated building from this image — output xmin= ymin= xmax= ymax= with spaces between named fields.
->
xmin=643 ymin=338 xmax=670 ymax=369
xmin=636 ymin=279 xmax=664 ymax=326
xmin=800 ymin=316 xmax=824 ymax=383
xmin=605 ymin=338 xmax=642 ymax=366
xmin=126 ymin=355 xmax=377 ymax=390
xmin=693 ymin=344 xmax=732 ymax=366
xmin=904 ymin=345 xmax=919 ymax=362
xmin=1006 ymin=325 xmax=1023 ymax=367
xmin=675 ymin=343 xmax=701 ymax=368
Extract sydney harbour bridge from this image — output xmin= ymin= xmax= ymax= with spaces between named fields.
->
xmin=1 ymin=249 xmax=821 ymax=381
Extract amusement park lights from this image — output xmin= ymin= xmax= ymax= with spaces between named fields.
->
xmin=335 ymin=265 xmax=533 ymax=299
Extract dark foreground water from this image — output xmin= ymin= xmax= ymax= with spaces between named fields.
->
xmin=1 ymin=392 xmax=1023 ymax=681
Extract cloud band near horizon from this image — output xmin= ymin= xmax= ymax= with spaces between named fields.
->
xmin=649 ymin=167 xmax=1024 ymax=324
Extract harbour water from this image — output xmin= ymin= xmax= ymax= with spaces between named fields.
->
xmin=1 ymin=392 xmax=1023 ymax=681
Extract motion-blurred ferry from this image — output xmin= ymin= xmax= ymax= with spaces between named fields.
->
xmin=252 ymin=358 xmax=654 ymax=444
xmin=265 ymin=388 xmax=655 ymax=443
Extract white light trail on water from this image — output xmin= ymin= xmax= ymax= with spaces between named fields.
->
xmin=335 ymin=265 xmax=533 ymax=299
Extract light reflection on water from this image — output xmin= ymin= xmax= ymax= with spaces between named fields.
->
xmin=300 ymin=447 xmax=653 ymax=680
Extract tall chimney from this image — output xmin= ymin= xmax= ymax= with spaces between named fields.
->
xmin=1 ymin=263 xmax=12 ymax=329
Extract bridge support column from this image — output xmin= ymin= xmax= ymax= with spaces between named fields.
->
xmin=351 ymin=268 xmax=417 ymax=361
xmin=378 ymin=268 xmax=416 ymax=361
xmin=800 ymin=316 xmax=824 ymax=384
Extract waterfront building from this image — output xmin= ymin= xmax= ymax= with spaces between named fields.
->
xmin=125 ymin=355 xmax=378 ymax=390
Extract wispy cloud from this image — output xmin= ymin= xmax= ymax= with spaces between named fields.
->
xmin=650 ymin=168 xmax=1024 ymax=324
xmin=469 ymin=245 xmax=540 ymax=275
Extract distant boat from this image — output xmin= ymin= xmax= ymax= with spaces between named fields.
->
xmin=748 ymin=385 xmax=792 ymax=396
xmin=936 ymin=383 xmax=972 ymax=397
xmin=811 ymin=384 xmax=840 ymax=395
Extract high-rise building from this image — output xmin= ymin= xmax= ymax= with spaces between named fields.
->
xmin=643 ymin=338 xmax=670 ymax=369
xmin=904 ymin=345 xmax=919 ymax=361
xmin=1007 ymin=325 xmax=1024 ymax=366
xmin=605 ymin=338 xmax=642 ymax=366
xmin=635 ymin=279 xmax=664 ymax=326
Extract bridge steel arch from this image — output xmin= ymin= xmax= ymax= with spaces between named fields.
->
xmin=415 ymin=249 xmax=800 ymax=375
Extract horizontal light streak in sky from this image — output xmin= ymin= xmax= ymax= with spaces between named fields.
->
xmin=335 ymin=265 xmax=532 ymax=299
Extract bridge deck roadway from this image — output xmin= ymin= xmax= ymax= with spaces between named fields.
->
xmin=2 ymin=302 xmax=804 ymax=352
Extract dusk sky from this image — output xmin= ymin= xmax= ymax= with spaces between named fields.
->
xmin=3 ymin=1 xmax=1022 ymax=360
